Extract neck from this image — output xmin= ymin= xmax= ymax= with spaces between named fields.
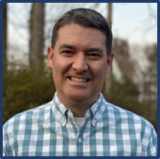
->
xmin=57 ymin=92 xmax=99 ymax=117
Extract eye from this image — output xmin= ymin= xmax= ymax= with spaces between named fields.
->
xmin=62 ymin=50 xmax=74 ymax=56
xmin=88 ymin=53 xmax=101 ymax=59
xmin=63 ymin=50 xmax=73 ymax=54
xmin=87 ymin=52 xmax=101 ymax=60
xmin=89 ymin=53 xmax=100 ymax=57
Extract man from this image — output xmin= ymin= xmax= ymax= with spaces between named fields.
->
xmin=3 ymin=8 xmax=157 ymax=156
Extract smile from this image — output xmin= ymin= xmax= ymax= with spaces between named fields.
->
xmin=69 ymin=77 xmax=88 ymax=82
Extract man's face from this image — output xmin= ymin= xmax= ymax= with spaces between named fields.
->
xmin=48 ymin=23 xmax=113 ymax=104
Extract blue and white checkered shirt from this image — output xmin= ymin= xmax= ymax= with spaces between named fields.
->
xmin=3 ymin=92 xmax=157 ymax=156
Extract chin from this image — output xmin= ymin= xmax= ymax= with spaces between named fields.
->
xmin=66 ymin=92 xmax=91 ymax=101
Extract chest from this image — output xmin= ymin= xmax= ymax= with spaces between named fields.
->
xmin=10 ymin=119 xmax=143 ymax=156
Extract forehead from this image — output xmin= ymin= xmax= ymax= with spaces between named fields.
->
xmin=56 ymin=23 xmax=106 ymax=49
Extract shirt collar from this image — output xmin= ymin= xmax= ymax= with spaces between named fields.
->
xmin=52 ymin=92 xmax=105 ymax=127
xmin=52 ymin=92 xmax=68 ymax=127
xmin=88 ymin=93 xmax=105 ymax=126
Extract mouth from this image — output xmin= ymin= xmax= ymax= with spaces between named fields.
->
xmin=68 ymin=77 xmax=89 ymax=82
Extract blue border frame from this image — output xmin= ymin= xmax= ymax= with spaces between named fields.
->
xmin=1 ymin=1 xmax=159 ymax=158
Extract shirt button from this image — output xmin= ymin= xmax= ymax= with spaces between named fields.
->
xmin=68 ymin=112 xmax=72 ymax=117
xmin=78 ymin=138 xmax=82 ymax=143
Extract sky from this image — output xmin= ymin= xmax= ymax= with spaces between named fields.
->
xmin=112 ymin=3 xmax=157 ymax=45
xmin=7 ymin=3 xmax=157 ymax=67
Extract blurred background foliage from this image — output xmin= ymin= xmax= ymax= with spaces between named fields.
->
xmin=3 ymin=62 xmax=55 ymax=123
xmin=3 ymin=3 xmax=157 ymax=132
xmin=102 ymin=75 xmax=157 ymax=131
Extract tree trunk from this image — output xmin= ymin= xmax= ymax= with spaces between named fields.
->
xmin=107 ymin=3 xmax=112 ymax=29
xmin=29 ymin=3 xmax=45 ymax=71
xmin=104 ymin=3 xmax=112 ymax=97
xmin=3 ymin=3 xmax=7 ymax=70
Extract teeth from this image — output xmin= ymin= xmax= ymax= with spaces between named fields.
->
xmin=70 ymin=77 xmax=87 ymax=82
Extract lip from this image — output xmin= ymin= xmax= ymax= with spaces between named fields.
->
xmin=69 ymin=76 xmax=89 ymax=81
xmin=67 ymin=76 xmax=90 ymax=87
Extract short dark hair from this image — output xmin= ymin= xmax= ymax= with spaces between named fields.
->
xmin=51 ymin=8 xmax=112 ymax=55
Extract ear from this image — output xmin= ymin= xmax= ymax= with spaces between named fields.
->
xmin=47 ymin=46 xmax=54 ymax=69
xmin=106 ymin=52 xmax=114 ymax=74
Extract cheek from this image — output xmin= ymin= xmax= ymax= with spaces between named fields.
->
xmin=52 ymin=57 xmax=72 ymax=78
xmin=92 ymin=62 xmax=108 ymax=80
xmin=51 ymin=59 xmax=62 ymax=82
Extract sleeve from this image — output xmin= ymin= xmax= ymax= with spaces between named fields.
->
xmin=3 ymin=126 xmax=7 ymax=156
xmin=146 ymin=126 xmax=157 ymax=156
xmin=3 ymin=125 xmax=13 ymax=156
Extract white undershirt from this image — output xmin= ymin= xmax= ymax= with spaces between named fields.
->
xmin=74 ymin=117 xmax=85 ymax=130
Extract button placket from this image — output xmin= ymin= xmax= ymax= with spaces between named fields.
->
xmin=92 ymin=120 xmax=96 ymax=125
xmin=78 ymin=138 xmax=82 ymax=143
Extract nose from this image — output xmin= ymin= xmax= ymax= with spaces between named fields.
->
xmin=72 ymin=52 xmax=88 ymax=73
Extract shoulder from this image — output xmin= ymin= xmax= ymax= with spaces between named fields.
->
xmin=3 ymin=100 xmax=53 ymax=135
xmin=102 ymin=99 xmax=157 ymax=155
xmin=102 ymin=99 xmax=157 ymax=137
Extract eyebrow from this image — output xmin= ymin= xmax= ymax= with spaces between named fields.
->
xmin=59 ymin=44 xmax=76 ymax=50
xmin=85 ymin=48 xmax=103 ymax=55
xmin=59 ymin=44 xmax=103 ymax=55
